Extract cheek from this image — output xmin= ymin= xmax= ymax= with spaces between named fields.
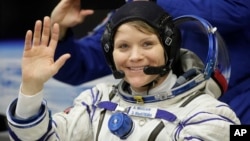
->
xmin=160 ymin=53 xmax=166 ymax=64
xmin=150 ymin=49 xmax=166 ymax=65
xmin=113 ymin=51 xmax=124 ymax=68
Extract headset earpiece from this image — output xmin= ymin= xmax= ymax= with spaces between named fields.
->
xmin=101 ymin=27 xmax=116 ymax=71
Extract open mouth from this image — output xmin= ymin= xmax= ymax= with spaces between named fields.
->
xmin=128 ymin=66 xmax=145 ymax=72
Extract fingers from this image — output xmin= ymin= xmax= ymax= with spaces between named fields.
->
xmin=41 ymin=17 xmax=51 ymax=46
xmin=24 ymin=30 xmax=33 ymax=51
xmin=33 ymin=20 xmax=42 ymax=47
xmin=31 ymin=16 xmax=59 ymax=48
xmin=50 ymin=23 xmax=70 ymax=75
xmin=49 ymin=23 xmax=60 ymax=51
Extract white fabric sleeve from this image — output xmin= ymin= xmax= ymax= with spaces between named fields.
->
xmin=15 ymin=88 xmax=44 ymax=119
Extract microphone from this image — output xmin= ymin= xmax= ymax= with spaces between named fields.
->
xmin=143 ymin=65 xmax=170 ymax=76
xmin=113 ymin=65 xmax=170 ymax=79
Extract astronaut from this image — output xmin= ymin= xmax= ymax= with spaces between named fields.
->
xmin=6 ymin=1 xmax=240 ymax=141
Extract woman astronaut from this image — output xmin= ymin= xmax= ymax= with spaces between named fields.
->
xmin=7 ymin=1 xmax=240 ymax=141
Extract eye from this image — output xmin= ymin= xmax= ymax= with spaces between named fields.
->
xmin=115 ymin=43 xmax=129 ymax=51
xmin=119 ymin=44 xmax=129 ymax=49
xmin=142 ymin=41 xmax=154 ymax=48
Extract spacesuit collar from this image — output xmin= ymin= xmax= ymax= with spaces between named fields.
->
xmin=117 ymin=70 xmax=178 ymax=103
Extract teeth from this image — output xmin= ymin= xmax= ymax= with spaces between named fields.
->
xmin=130 ymin=67 xmax=144 ymax=70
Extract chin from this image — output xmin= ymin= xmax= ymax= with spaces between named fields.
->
xmin=126 ymin=77 xmax=151 ymax=87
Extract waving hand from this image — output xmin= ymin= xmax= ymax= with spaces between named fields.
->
xmin=21 ymin=16 xmax=71 ymax=95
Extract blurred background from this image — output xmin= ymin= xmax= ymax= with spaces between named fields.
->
xmin=0 ymin=0 xmax=111 ymax=40
xmin=0 ymin=0 xmax=112 ymax=140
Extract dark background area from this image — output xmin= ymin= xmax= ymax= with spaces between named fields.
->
xmin=0 ymin=0 xmax=110 ymax=40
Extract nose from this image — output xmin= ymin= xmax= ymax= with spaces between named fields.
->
xmin=129 ymin=47 xmax=143 ymax=62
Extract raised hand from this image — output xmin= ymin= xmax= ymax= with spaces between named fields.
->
xmin=50 ymin=0 xmax=94 ymax=39
xmin=21 ymin=16 xmax=71 ymax=95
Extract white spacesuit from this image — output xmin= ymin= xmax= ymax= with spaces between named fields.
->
xmin=6 ymin=49 xmax=240 ymax=141
xmin=7 ymin=77 xmax=240 ymax=141
xmin=6 ymin=1 xmax=240 ymax=141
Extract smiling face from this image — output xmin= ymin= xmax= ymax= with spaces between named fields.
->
xmin=113 ymin=21 xmax=167 ymax=92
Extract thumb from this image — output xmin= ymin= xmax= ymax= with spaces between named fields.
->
xmin=54 ymin=53 xmax=71 ymax=73
xmin=80 ymin=9 xmax=95 ymax=16
xmin=78 ymin=10 xmax=94 ymax=22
